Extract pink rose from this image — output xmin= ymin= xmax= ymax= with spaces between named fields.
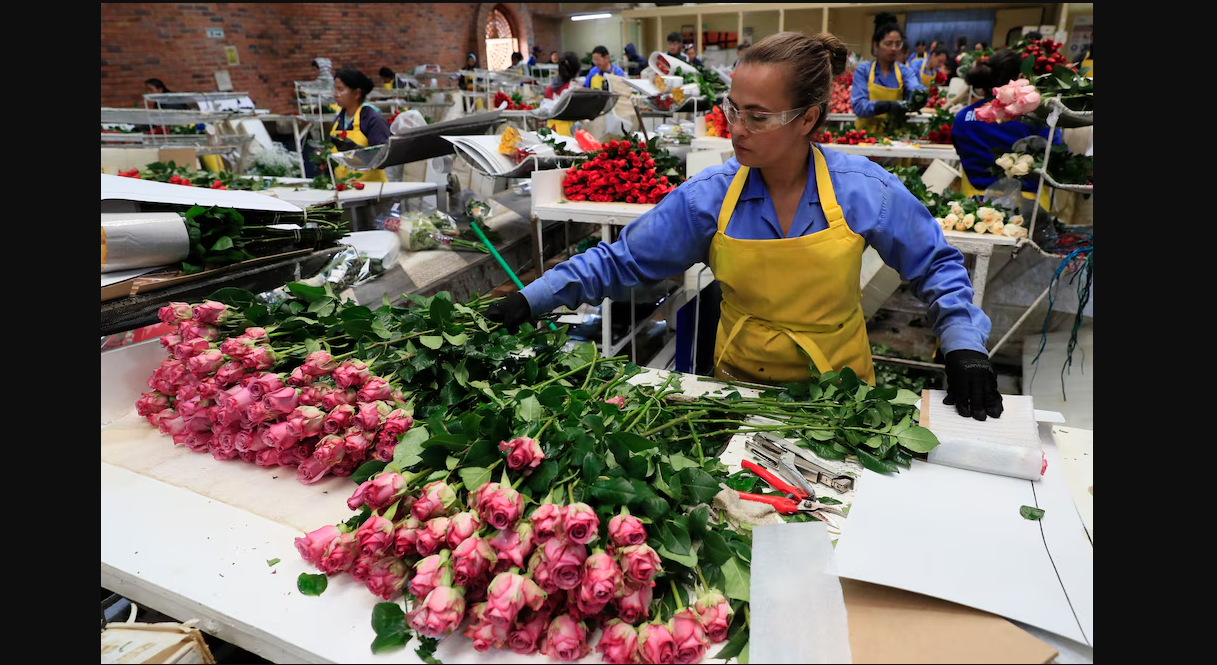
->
xmin=136 ymin=390 xmax=173 ymax=417
xmin=332 ymin=359 xmax=371 ymax=389
xmin=289 ymin=405 xmax=326 ymax=438
xmin=349 ymin=554 xmax=377 ymax=583
xmin=146 ymin=407 xmax=174 ymax=428
xmin=355 ymin=515 xmax=396 ymax=558
xmin=462 ymin=603 xmax=509 ymax=652
xmin=323 ymin=403 xmax=356 ymax=434
xmin=218 ymin=336 xmax=252 ymax=359
xmin=507 ymin=609 xmax=550 ymax=655
xmin=356 ymin=377 xmax=393 ymax=402
xmin=605 ymin=395 xmax=626 ymax=409
xmin=500 ymin=436 xmax=545 ymax=471
xmin=407 ymin=585 xmax=466 ymax=638
xmin=343 ymin=428 xmax=372 ymax=459
xmin=365 ymin=556 xmax=409 ymax=600
xmin=294 ymin=524 xmax=340 ymax=566
xmin=693 ymin=590 xmax=732 ymax=643
xmin=542 ymin=539 xmax=588 ymax=591
xmin=597 ymin=619 xmax=641 ymax=664
xmin=373 ymin=433 xmax=396 ymax=462
xmin=576 ymin=552 xmax=622 ymax=615
xmin=452 ymin=536 xmax=498 ymax=587
xmin=616 ymin=582 xmax=653 ymax=625
xmin=541 ymin=614 xmax=591 ymax=662
xmin=381 ymin=408 xmax=414 ymax=436
xmin=243 ymin=326 xmax=268 ymax=340
xmin=248 ymin=372 xmax=284 ymax=398
xmin=413 ymin=481 xmax=459 ymax=521
xmin=173 ymin=337 xmax=211 ymax=360
xmin=187 ymin=349 xmax=225 ymax=377
xmin=276 ymin=443 xmax=310 ymax=467
xmin=562 ymin=503 xmax=600 ymax=545
xmin=637 ymin=623 xmax=676 ymax=665
xmin=233 ymin=430 xmax=264 ymax=453
xmin=242 ymin=346 xmax=277 ymax=370
xmin=158 ymin=301 xmax=194 ymax=326
xmin=408 ymin=552 xmax=450 ymax=600
xmin=321 ymin=387 xmax=358 ymax=411
xmin=159 ymin=333 xmax=183 ymax=352
xmin=287 ymin=366 xmax=315 ymax=387
xmin=195 ymin=378 xmax=219 ymax=400
xmin=262 ymin=420 xmax=302 ymax=451
xmin=332 ymin=457 xmax=359 ymax=477
xmin=617 ymin=544 xmax=662 ymax=587
xmin=171 ymin=432 xmax=191 ymax=446
xmin=254 ymin=448 xmax=280 ymax=467
xmin=480 ymin=487 xmax=524 ymax=531
xmin=528 ymin=549 xmax=557 ymax=594
xmin=217 ymin=385 xmax=256 ymax=413
xmin=467 ymin=482 xmax=502 ymax=512
xmin=296 ymin=435 xmax=345 ymax=484
xmin=298 ymin=384 xmax=327 ymax=407
xmin=609 ymin=514 xmax=648 ymax=549
xmin=318 ymin=532 xmax=358 ymax=575
xmin=191 ymin=300 xmax=230 ymax=325
xmin=157 ymin=412 xmax=188 ymax=437
xmin=213 ymin=361 xmax=246 ymax=387
xmin=355 ymin=401 xmax=389 ymax=432
xmin=302 ymin=350 xmax=338 ymax=377
xmin=447 ymin=511 xmax=483 ymax=550
xmin=671 ymin=608 xmax=711 ymax=664
xmin=392 ymin=518 xmax=422 ymax=557
xmin=211 ymin=432 xmax=239 ymax=461
xmin=186 ymin=431 xmax=213 ymax=452
xmin=238 ymin=449 xmax=258 ymax=464
xmin=262 ymin=386 xmax=299 ymax=415
xmin=415 ymin=517 xmax=451 ymax=557
xmin=240 ymin=402 xmax=273 ymax=430
xmin=489 ymin=521 xmax=535 ymax=570
xmin=530 ymin=503 xmax=564 ymax=545
xmin=486 ymin=572 xmax=548 ymax=628
xmin=350 ymin=471 xmax=407 ymax=511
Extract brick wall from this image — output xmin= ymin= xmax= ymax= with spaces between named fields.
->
xmin=101 ymin=3 xmax=562 ymax=114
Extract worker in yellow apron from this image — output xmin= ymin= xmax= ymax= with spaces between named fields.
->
xmin=853 ymin=20 xmax=925 ymax=138
xmin=544 ymin=52 xmax=583 ymax=136
xmin=910 ymin=46 xmax=950 ymax=88
xmin=330 ymin=68 xmax=390 ymax=183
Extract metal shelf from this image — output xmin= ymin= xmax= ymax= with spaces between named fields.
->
xmin=101 ymin=107 xmax=248 ymax=126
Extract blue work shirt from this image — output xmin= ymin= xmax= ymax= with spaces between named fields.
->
xmin=583 ymin=63 xmax=627 ymax=86
xmin=951 ymin=99 xmax=1063 ymax=192
xmin=908 ymin=57 xmax=936 ymax=81
xmin=851 ymin=60 xmax=926 ymax=117
xmin=521 ymin=147 xmax=991 ymax=355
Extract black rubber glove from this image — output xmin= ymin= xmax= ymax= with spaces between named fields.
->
xmin=943 ymin=350 xmax=1004 ymax=421
xmin=873 ymin=100 xmax=908 ymax=116
xmin=484 ymin=292 xmax=532 ymax=333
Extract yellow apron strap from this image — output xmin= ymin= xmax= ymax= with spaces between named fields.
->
xmin=895 ymin=61 xmax=903 ymax=91
xmin=717 ymin=166 xmax=750 ymax=233
xmin=714 ymin=312 xmax=752 ymax=369
xmin=868 ymin=60 xmax=877 ymax=87
xmin=811 ymin=146 xmax=845 ymax=228
xmin=783 ymin=330 xmax=835 ymax=375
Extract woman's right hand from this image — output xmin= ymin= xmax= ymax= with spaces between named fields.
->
xmin=485 ymin=292 xmax=532 ymax=333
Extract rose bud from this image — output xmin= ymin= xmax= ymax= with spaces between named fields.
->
xmin=616 ymin=582 xmax=653 ymax=625
xmin=530 ymin=503 xmax=564 ymax=545
xmin=317 ymin=531 xmax=358 ymax=575
xmin=596 ymin=619 xmax=641 ymax=664
xmin=540 ymin=614 xmax=591 ymax=662
xmin=355 ymin=515 xmax=396 ymax=559
xmin=485 ymin=571 xmax=548 ymax=628
xmin=609 ymin=513 xmax=648 ymax=548
xmin=452 ymin=536 xmax=498 ymax=587
xmin=294 ymin=524 xmax=340 ymax=567
xmin=637 ymin=622 xmax=676 ymax=665
xmin=332 ymin=359 xmax=371 ymax=389
xmin=693 ymin=589 xmax=732 ymax=643
xmin=480 ymin=486 xmax=525 ymax=531
xmin=407 ymin=585 xmax=466 ymax=638
xmin=562 ymin=503 xmax=600 ymax=545
xmin=365 ymin=555 xmax=409 ymax=600
xmin=489 ymin=521 xmax=535 ymax=571
xmin=617 ymin=544 xmax=662 ymax=587
xmin=671 ymin=608 xmax=712 ymax=664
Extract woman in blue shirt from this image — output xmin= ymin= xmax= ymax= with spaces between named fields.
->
xmin=909 ymin=46 xmax=951 ymax=88
xmin=488 ymin=31 xmax=1003 ymax=421
xmin=950 ymin=48 xmax=1062 ymax=208
xmin=851 ymin=13 xmax=926 ymax=137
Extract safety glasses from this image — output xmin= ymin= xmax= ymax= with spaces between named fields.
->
xmin=722 ymin=97 xmax=811 ymax=133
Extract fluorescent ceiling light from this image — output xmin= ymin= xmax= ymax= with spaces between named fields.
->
xmin=571 ymin=13 xmax=612 ymax=21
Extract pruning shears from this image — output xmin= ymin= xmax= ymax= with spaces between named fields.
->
xmin=737 ymin=459 xmax=847 ymax=529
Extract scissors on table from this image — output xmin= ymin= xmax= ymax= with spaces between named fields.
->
xmin=737 ymin=457 xmax=847 ymax=529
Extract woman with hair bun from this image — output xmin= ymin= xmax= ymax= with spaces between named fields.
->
xmin=487 ymin=31 xmax=1002 ymax=421
xmin=851 ymin=12 xmax=927 ymax=137
xmin=949 ymin=49 xmax=1062 ymax=209
xmin=329 ymin=67 xmax=391 ymax=183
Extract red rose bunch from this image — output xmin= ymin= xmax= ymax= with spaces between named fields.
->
xmin=562 ymin=140 xmax=674 ymax=205
xmin=1020 ymin=38 xmax=1072 ymax=75
xmin=704 ymin=105 xmax=730 ymax=139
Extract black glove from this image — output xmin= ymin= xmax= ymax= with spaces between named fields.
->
xmin=873 ymin=100 xmax=908 ymax=116
xmin=943 ymin=350 xmax=1004 ymax=421
xmin=484 ymin=292 xmax=532 ymax=333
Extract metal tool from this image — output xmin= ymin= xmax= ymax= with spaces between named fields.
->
xmin=748 ymin=433 xmax=856 ymax=493
xmin=737 ymin=459 xmax=848 ymax=528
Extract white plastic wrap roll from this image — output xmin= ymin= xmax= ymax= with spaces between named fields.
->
xmin=101 ymin=212 xmax=189 ymax=273
xmin=647 ymin=52 xmax=698 ymax=77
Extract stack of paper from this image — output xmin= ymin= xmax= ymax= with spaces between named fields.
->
xmin=442 ymin=132 xmax=580 ymax=177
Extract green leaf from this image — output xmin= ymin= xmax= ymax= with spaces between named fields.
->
xmin=286 ymin=282 xmax=328 ymax=302
xmin=297 ymin=572 xmax=328 ymax=596
xmin=370 ymin=602 xmax=408 ymax=653
xmin=809 ymin=441 xmax=847 ymax=460
xmin=638 ymin=495 xmax=670 ymax=520
xmin=679 ymin=467 xmax=720 ymax=504
xmin=1020 ymin=505 xmax=1045 ymax=520
xmin=582 ymin=454 xmax=606 ymax=483
xmin=855 ymin=448 xmax=900 ymax=474
xmin=666 ymin=452 xmax=700 ymax=471
xmin=350 ymin=460 xmax=388 ymax=484
xmin=713 ymin=628 xmax=749 ymax=661
xmin=266 ymin=558 xmax=280 ymax=566
xmin=371 ymin=319 xmax=392 ymax=339
xmin=589 ymin=477 xmax=639 ymax=506
xmin=343 ymin=505 xmax=372 ymax=531
xmin=688 ymin=506 xmax=710 ymax=538
xmin=608 ymin=431 xmax=658 ymax=454
xmin=443 ymin=332 xmax=468 ymax=346
xmin=891 ymin=414 xmax=912 ymax=435
xmin=861 ymin=435 xmax=884 ymax=449
xmin=419 ymin=335 xmax=444 ymax=350
xmin=462 ymin=439 xmax=498 ymax=468
xmin=526 ymin=460 xmax=561 ymax=493
xmin=210 ymin=235 xmax=234 ymax=252
xmin=701 ymin=530 xmax=732 ymax=566
xmin=458 ymin=466 xmax=493 ymax=493
xmin=658 ymin=545 xmax=697 ymax=568
xmin=422 ymin=433 xmax=469 ymax=451
xmin=516 ymin=395 xmax=543 ymax=422
xmin=720 ymin=557 xmax=750 ymax=602
xmin=875 ymin=400 xmax=894 ymax=426
xmin=896 ymin=426 xmax=939 ymax=454
xmin=390 ymin=426 xmax=430 ymax=470
xmin=207 ymin=287 xmax=258 ymax=309
xmin=805 ymin=428 xmax=836 ymax=441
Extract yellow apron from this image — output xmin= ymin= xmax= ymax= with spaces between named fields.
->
xmin=959 ymin=170 xmax=1051 ymax=211
xmin=918 ymin=56 xmax=935 ymax=88
xmin=855 ymin=61 xmax=903 ymax=138
xmin=383 ymin=82 xmax=393 ymax=89
xmin=1080 ymin=51 xmax=1093 ymax=78
xmin=330 ymin=104 xmax=388 ymax=183
xmin=709 ymin=146 xmax=875 ymax=386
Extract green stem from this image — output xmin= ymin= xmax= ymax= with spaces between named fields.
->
xmin=691 ymin=425 xmax=704 ymax=465
xmin=696 ymin=568 xmax=710 ymax=592
xmin=640 ymin=410 xmax=706 ymax=438
xmin=533 ymin=416 xmax=556 ymax=441
xmin=567 ymin=483 xmax=575 ymax=505
xmin=589 ymin=368 xmax=625 ymax=400
xmin=580 ymin=346 xmax=600 ymax=392
xmin=530 ymin=360 xmax=597 ymax=391
xmin=622 ymin=375 xmax=678 ymax=431
xmin=669 ymin=578 xmax=685 ymax=611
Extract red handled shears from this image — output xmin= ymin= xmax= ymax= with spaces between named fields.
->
xmin=738 ymin=459 xmax=847 ymax=527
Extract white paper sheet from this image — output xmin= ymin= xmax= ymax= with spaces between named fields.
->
xmin=834 ymin=459 xmax=1091 ymax=646
xmin=101 ymin=173 xmax=302 ymax=213
xmin=923 ymin=390 xmax=1044 ymax=481
xmin=101 ymin=266 xmax=166 ymax=287
xmin=750 ymin=522 xmax=852 ymax=664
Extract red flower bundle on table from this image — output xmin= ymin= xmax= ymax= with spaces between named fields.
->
xmin=562 ymin=139 xmax=675 ymax=205
xmin=704 ymin=105 xmax=730 ymax=139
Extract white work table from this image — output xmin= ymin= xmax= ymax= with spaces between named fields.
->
xmin=259 ymin=181 xmax=438 ymax=208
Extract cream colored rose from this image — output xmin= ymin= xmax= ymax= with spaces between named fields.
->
xmin=972 ymin=221 xmax=988 ymax=234
xmin=954 ymin=221 xmax=968 ymax=232
xmin=977 ymin=207 xmax=994 ymax=223
xmin=943 ymin=213 xmax=959 ymax=228
xmin=986 ymin=220 xmax=1004 ymax=234
xmin=1016 ymin=154 xmax=1035 ymax=166
xmin=949 ymin=203 xmax=965 ymax=218
xmin=1007 ymin=214 xmax=1024 ymax=226
xmin=1002 ymin=224 xmax=1027 ymax=239
xmin=1010 ymin=162 xmax=1032 ymax=177
xmin=991 ymin=210 xmax=1006 ymax=223
xmin=961 ymin=213 xmax=975 ymax=229
xmin=995 ymin=155 xmax=1015 ymax=171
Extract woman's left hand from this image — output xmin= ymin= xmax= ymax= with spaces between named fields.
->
xmin=943 ymin=350 xmax=1004 ymax=420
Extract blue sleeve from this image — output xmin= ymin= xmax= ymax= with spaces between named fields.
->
xmin=582 ymin=76 xmax=592 ymax=88
xmin=901 ymin=63 xmax=927 ymax=96
xmin=851 ymin=63 xmax=875 ymax=117
xmin=614 ymin=65 xmax=626 ymax=77
xmin=520 ymin=181 xmax=716 ymax=314
xmin=360 ymin=107 xmax=391 ymax=146
xmin=862 ymin=171 xmax=991 ymax=354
